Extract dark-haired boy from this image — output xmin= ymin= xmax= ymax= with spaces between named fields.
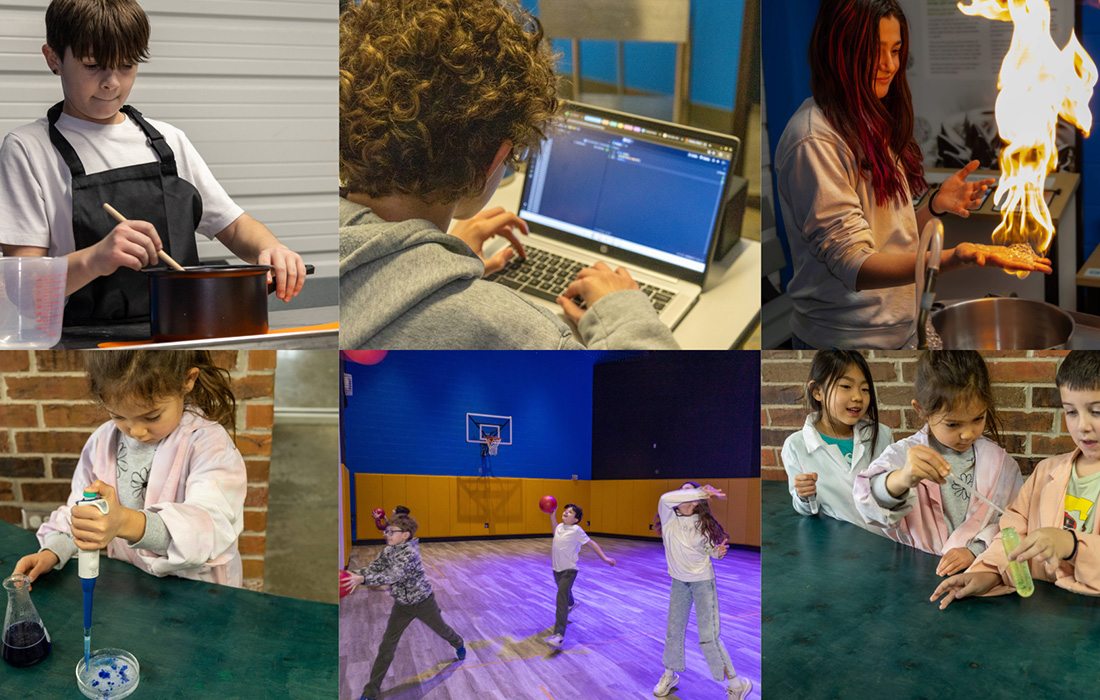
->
xmin=544 ymin=503 xmax=615 ymax=647
xmin=0 ymin=0 xmax=306 ymax=326
xmin=338 ymin=0 xmax=678 ymax=349
xmin=933 ymin=351 xmax=1100 ymax=608
xmin=347 ymin=514 xmax=465 ymax=700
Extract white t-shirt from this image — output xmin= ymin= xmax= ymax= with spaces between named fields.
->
xmin=0 ymin=111 xmax=243 ymax=255
xmin=658 ymin=488 xmax=717 ymax=582
xmin=552 ymin=522 xmax=590 ymax=572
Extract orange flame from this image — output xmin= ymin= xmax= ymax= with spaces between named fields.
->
xmin=958 ymin=0 xmax=1097 ymax=276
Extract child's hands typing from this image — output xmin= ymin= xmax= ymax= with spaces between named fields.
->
xmin=451 ymin=206 xmax=529 ymax=275
xmin=887 ymin=445 xmax=950 ymax=497
xmin=71 ymin=481 xmax=145 ymax=550
xmin=929 ymin=571 xmax=1002 ymax=610
xmin=936 ymin=547 xmax=976 ymax=576
xmin=557 ymin=262 xmax=641 ymax=323
xmin=794 ymin=473 xmax=817 ymax=499
xmin=12 ymin=550 xmax=60 ymax=585
xmin=1008 ymin=527 xmax=1076 ymax=575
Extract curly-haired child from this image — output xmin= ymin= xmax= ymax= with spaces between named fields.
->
xmin=338 ymin=0 xmax=677 ymax=350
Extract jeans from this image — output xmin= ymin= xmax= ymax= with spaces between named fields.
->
xmin=662 ymin=577 xmax=737 ymax=681
xmin=363 ymin=593 xmax=463 ymax=697
xmin=553 ymin=568 xmax=578 ymax=635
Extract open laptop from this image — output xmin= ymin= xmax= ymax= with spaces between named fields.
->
xmin=485 ymin=102 xmax=740 ymax=330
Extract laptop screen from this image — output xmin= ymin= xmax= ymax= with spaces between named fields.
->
xmin=518 ymin=104 xmax=737 ymax=275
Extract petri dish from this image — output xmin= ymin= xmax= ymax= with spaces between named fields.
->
xmin=75 ymin=648 xmax=140 ymax=699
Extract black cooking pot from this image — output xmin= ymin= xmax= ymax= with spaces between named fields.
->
xmin=146 ymin=264 xmax=314 ymax=341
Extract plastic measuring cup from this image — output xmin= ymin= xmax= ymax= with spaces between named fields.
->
xmin=0 ymin=257 xmax=67 ymax=349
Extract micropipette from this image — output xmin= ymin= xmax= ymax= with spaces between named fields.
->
xmin=76 ymin=490 xmax=109 ymax=667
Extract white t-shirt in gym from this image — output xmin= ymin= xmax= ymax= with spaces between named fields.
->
xmin=552 ymin=522 xmax=590 ymax=572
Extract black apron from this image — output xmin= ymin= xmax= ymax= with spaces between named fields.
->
xmin=47 ymin=101 xmax=203 ymax=325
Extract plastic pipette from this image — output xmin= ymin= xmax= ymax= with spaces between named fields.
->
xmin=76 ymin=490 xmax=109 ymax=667
xmin=943 ymin=471 xmax=1005 ymax=516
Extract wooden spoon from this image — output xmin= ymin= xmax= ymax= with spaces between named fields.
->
xmin=101 ymin=202 xmax=187 ymax=272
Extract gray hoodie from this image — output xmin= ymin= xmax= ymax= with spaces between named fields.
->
xmin=339 ymin=198 xmax=679 ymax=349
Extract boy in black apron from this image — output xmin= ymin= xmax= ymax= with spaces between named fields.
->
xmin=0 ymin=0 xmax=306 ymax=326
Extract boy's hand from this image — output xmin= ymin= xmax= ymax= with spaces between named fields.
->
xmin=257 ymin=245 xmax=307 ymax=302
xmin=605 ymin=557 xmax=616 ymax=567
xmin=1009 ymin=527 xmax=1075 ymax=575
xmin=929 ymin=571 xmax=1002 ymax=610
xmin=936 ymin=547 xmax=976 ymax=576
xmin=451 ymin=207 xmax=528 ymax=275
xmin=90 ymin=220 xmax=163 ymax=275
xmin=12 ymin=550 xmax=59 ymax=584
xmin=71 ymin=481 xmax=142 ymax=549
xmin=794 ymin=473 xmax=818 ymax=499
xmin=341 ymin=572 xmax=366 ymax=596
xmin=557 ymin=262 xmax=640 ymax=323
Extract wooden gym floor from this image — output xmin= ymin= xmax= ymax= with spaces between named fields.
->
xmin=340 ymin=538 xmax=760 ymax=699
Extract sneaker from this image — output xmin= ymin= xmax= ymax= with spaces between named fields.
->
xmin=543 ymin=633 xmax=564 ymax=648
xmin=455 ymin=645 xmax=466 ymax=661
xmin=653 ymin=670 xmax=679 ymax=697
xmin=727 ymin=677 xmax=753 ymax=700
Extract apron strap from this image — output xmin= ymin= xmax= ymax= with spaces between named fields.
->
xmin=120 ymin=105 xmax=179 ymax=177
xmin=46 ymin=101 xmax=87 ymax=178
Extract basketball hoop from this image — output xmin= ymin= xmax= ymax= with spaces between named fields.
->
xmin=484 ymin=435 xmax=500 ymax=456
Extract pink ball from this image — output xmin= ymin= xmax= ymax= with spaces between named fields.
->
xmin=539 ymin=495 xmax=557 ymax=513
xmin=339 ymin=569 xmax=355 ymax=598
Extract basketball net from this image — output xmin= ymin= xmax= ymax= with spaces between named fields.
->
xmin=485 ymin=435 xmax=500 ymax=456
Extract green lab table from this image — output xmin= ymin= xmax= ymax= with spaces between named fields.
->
xmin=762 ymin=481 xmax=1100 ymax=699
xmin=0 ymin=521 xmax=336 ymax=698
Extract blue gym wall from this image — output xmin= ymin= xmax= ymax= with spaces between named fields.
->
xmin=765 ymin=1 xmax=1100 ymax=285
xmin=341 ymin=352 xmax=633 ymax=479
xmin=523 ymin=0 xmax=744 ymax=110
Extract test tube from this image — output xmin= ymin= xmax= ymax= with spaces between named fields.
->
xmin=1001 ymin=527 xmax=1035 ymax=598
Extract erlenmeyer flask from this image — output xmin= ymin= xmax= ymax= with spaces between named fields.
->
xmin=3 ymin=573 xmax=52 ymax=667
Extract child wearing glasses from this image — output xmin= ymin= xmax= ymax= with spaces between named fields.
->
xmin=343 ymin=514 xmax=465 ymax=700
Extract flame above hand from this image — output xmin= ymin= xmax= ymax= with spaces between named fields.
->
xmin=957 ymin=0 xmax=1098 ymax=277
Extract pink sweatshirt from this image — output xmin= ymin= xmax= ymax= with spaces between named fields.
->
xmin=37 ymin=410 xmax=246 ymax=586
xmin=853 ymin=427 xmax=1023 ymax=556
xmin=969 ymin=450 xmax=1100 ymax=597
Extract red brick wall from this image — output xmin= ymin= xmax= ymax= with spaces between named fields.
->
xmin=762 ymin=351 xmax=1067 ymax=482
xmin=0 ymin=350 xmax=276 ymax=589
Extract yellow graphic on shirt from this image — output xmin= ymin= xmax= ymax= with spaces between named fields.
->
xmin=1064 ymin=493 xmax=1094 ymax=531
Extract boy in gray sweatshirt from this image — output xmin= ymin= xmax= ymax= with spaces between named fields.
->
xmin=338 ymin=0 xmax=678 ymax=350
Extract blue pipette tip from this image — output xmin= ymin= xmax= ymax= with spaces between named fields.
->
xmin=83 ymin=630 xmax=90 ymax=667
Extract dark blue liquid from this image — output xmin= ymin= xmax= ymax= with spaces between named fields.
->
xmin=2 ymin=620 xmax=51 ymax=667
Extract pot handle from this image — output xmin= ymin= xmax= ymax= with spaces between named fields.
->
xmin=267 ymin=264 xmax=315 ymax=295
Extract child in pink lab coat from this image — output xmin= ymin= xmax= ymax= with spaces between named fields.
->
xmin=933 ymin=351 xmax=1100 ymax=607
xmin=853 ymin=351 xmax=1023 ymax=576
xmin=12 ymin=351 xmax=246 ymax=586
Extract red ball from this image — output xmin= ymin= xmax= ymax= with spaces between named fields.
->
xmin=539 ymin=495 xmax=557 ymax=513
xmin=339 ymin=570 xmax=356 ymax=599
xmin=371 ymin=508 xmax=385 ymax=520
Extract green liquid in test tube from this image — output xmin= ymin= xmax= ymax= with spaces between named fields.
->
xmin=1001 ymin=527 xmax=1034 ymax=598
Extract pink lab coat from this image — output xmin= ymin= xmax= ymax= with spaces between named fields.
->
xmin=38 ymin=410 xmax=246 ymax=586
xmin=969 ymin=450 xmax=1100 ymax=596
xmin=853 ymin=427 xmax=1023 ymax=556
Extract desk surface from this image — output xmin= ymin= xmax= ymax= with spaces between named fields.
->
xmin=479 ymin=173 xmax=761 ymax=350
xmin=0 ymin=522 xmax=337 ymax=698
xmin=761 ymin=481 xmax=1100 ymax=698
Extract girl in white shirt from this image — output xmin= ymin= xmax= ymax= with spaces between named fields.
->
xmin=653 ymin=486 xmax=752 ymax=699
xmin=782 ymin=350 xmax=893 ymax=528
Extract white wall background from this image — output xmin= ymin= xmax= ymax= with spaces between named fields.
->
xmin=0 ymin=0 xmax=337 ymax=305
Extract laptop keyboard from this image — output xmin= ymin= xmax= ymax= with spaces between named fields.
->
xmin=485 ymin=246 xmax=676 ymax=312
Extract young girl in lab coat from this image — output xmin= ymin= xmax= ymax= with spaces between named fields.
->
xmin=932 ymin=351 xmax=1100 ymax=608
xmin=854 ymin=351 xmax=1023 ymax=576
xmin=782 ymin=350 xmax=893 ymax=529
xmin=652 ymin=486 xmax=752 ymax=700
xmin=773 ymin=0 xmax=1050 ymax=349
xmin=13 ymin=351 xmax=246 ymax=586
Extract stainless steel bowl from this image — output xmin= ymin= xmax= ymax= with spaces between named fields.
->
xmin=931 ymin=298 xmax=1074 ymax=349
